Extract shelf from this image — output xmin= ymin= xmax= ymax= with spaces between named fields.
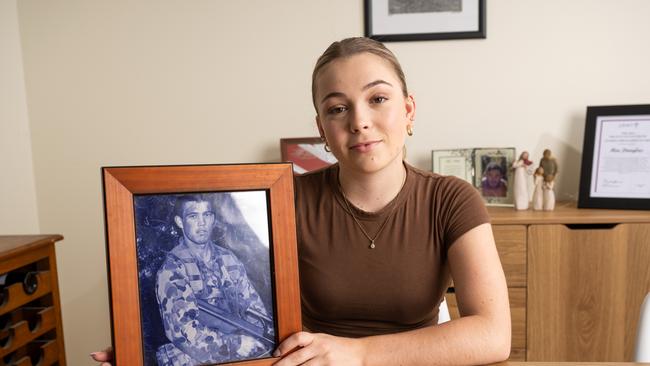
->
xmin=0 ymin=307 xmax=56 ymax=358
xmin=0 ymin=272 xmax=52 ymax=317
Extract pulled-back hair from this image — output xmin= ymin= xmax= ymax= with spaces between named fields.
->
xmin=311 ymin=37 xmax=408 ymax=111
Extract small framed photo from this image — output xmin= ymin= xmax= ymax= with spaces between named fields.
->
xmin=280 ymin=137 xmax=337 ymax=174
xmin=432 ymin=148 xmax=474 ymax=183
xmin=473 ymin=148 xmax=516 ymax=206
xmin=102 ymin=163 xmax=302 ymax=366
xmin=364 ymin=0 xmax=486 ymax=42
xmin=578 ymin=104 xmax=650 ymax=210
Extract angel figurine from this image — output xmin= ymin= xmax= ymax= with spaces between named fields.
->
xmin=512 ymin=151 xmax=534 ymax=210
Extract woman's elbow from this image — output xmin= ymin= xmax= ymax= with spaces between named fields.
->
xmin=490 ymin=319 xmax=512 ymax=362
xmin=494 ymin=336 xmax=511 ymax=362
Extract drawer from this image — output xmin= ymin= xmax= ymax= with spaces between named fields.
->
xmin=492 ymin=225 xmax=527 ymax=287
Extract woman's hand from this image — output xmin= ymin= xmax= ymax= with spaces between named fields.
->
xmin=272 ymin=331 xmax=365 ymax=366
xmin=90 ymin=346 xmax=113 ymax=366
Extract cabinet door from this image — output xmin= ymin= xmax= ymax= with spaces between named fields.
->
xmin=492 ymin=225 xmax=527 ymax=287
xmin=527 ymin=223 xmax=650 ymax=361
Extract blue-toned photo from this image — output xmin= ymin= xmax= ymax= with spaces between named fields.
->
xmin=133 ymin=191 xmax=276 ymax=365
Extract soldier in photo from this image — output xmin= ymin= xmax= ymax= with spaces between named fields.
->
xmin=155 ymin=194 xmax=274 ymax=365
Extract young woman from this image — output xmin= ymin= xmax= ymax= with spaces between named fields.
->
xmin=92 ymin=37 xmax=511 ymax=366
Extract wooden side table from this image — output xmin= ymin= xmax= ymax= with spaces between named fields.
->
xmin=0 ymin=235 xmax=66 ymax=366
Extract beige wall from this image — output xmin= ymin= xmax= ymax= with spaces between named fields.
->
xmin=1 ymin=0 xmax=39 ymax=234
xmin=13 ymin=0 xmax=650 ymax=364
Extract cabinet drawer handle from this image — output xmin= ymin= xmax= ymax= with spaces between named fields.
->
xmin=564 ymin=223 xmax=619 ymax=230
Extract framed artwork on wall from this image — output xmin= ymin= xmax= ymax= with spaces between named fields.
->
xmin=280 ymin=137 xmax=337 ymax=174
xmin=364 ymin=0 xmax=486 ymax=42
xmin=102 ymin=163 xmax=302 ymax=366
xmin=578 ymin=104 xmax=650 ymax=210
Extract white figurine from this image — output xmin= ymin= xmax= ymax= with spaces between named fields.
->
xmin=543 ymin=178 xmax=556 ymax=211
xmin=532 ymin=167 xmax=544 ymax=211
xmin=512 ymin=151 xmax=534 ymax=210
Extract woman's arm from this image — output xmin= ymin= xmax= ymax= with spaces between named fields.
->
xmin=273 ymin=223 xmax=511 ymax=366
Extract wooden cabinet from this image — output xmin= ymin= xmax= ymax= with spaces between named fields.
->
xmin=486 ymin=203 xmax=650 ymax=362
xmin=493 ymin=225 xmax=528 ymax=360
xmin=0 ymin=235 xmax=66 ymax=366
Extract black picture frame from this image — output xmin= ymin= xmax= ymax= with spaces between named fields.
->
xmin=578 ymin=104 xmax=650 ymax=210
xmin=364 ymin=0 xmax=486 ymax=42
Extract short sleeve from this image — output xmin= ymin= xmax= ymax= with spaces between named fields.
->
xmin=441 ymin=176 xmax=491 ymax=249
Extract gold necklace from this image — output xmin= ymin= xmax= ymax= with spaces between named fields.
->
xmin=338 ymin=171 xmax=406 ymax=249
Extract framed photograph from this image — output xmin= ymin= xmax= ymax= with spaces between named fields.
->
xmin=280 ymin=137 xmax=337 ymax=174
xmin=578 ymin=104 xmax=650 ymax=210
xmin=473 ymin=148 xmax=516 ymax=206
xmin=432 ymin=148 xmax=474 ymax=183
xmin=102 ymin=163 xmax=302 ymax=366
xmin=364 ymin=0 xmax=486 ymax=42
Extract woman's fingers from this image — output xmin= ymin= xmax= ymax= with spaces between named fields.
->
xmin=273 ymin=331 xmax=314 ymax=357
xmin=90 ymin=346 xmax=113 ymax=363
xmin=273 ymin=344 xmax=318 ymax=366
xmin=272 ymin=331 xmax=317 ymax=365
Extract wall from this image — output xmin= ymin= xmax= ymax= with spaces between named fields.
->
xmin=0 ymin=0 xmax=40 ymax=234
xmin=14 ymin=1 xmax=650 ymax=364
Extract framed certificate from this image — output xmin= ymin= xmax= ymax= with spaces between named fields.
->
xmin=578 ymin=104 xmax=650 ymax=209
xmin=432 ymin=149 xmax=474 ymax=183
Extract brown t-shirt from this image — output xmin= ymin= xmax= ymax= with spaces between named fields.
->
xmin=294 ymin=162 xmax=490 ymax=337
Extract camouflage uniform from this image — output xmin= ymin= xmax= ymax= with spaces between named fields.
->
xmin=155 ymin=239 xmax=272 ymax=365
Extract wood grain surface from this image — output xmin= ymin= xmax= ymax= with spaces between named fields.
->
xmin=0 ymin=235 xmax=66 ymax=365
xmin=493 ymin=225 xmax=527 ymax=287
xmin=527 ymin=223 xmax=650 ymax=361
xmin=488 ymin=202 xmax=650 ymax=225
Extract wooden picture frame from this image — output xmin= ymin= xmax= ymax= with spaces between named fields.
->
xmin=365 ymin=0 xmax=486 ymax=42
xmin=280 ymin=137 xmax=336 ymax=174
xmin=102 ymin=163 xmax=301 ymax=366
xmin=578 ymin=104 xmax=650 ymax=210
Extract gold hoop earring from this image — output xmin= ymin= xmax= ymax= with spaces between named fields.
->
xmin=406 ymin=125 xmax=413 ymax=136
